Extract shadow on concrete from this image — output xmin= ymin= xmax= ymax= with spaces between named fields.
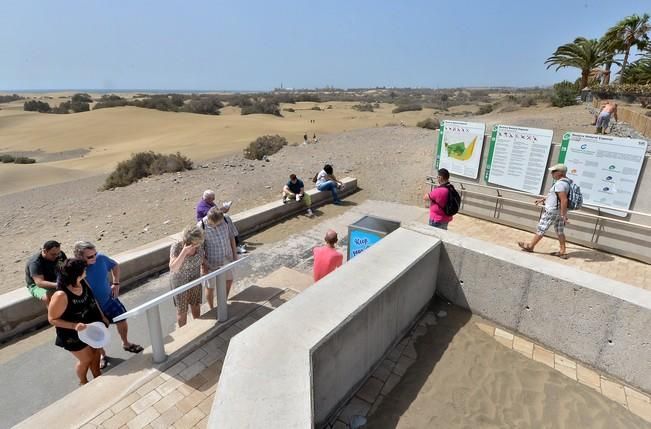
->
xmin=366 ymin=298 xmax=472 ymax=428
xmin=563 ymin=248 xmax=615 ymax=263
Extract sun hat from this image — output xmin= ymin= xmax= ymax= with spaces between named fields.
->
xmin=548 ymin=163 xmax=567 ymax=173
xmin=78 ymin=321 xmax=111 ymax=348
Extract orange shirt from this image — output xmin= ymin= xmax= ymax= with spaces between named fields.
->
xmin=313 ymin=246 xmax=343 ymax=282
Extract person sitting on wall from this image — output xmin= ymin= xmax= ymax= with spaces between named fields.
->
xmin=282 ymin=174 xmax=314 ymax=217
xmin=25 ymin=240 xmax=67 ymax=306
xmin=315 ymin=164 xmax=344 ymax=205
xmin=196 ymin=190 xmax=216 ymax=221
xmin=313 ymin=229 xmax=343 ymax=282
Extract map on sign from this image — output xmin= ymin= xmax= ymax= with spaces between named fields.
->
xmin=435 ymin=120 xmax=486 ymax=179
xmin=484 ymin=125 xmax=553 ymax=194
xmin=559 ymin=132 xmax=648 ymax=217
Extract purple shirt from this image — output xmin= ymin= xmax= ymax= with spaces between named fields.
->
xmin=196 ymin=199 xmax=215 ymax=221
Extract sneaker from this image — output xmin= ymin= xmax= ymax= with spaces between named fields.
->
xmin=282 ymin=196 xmax=289 ymax=204
xmin=296 ymin=194 xmax=301 ymax=202
xmin=306 ymin=208 xmax=314 ymax=217
xmin=237 ymin=245 xmax=247 ymax=254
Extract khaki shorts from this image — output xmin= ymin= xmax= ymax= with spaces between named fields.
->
xmin=203 ymin=270 xmax=234 ymax=289
xmin=27 ymin=284 xmax=52 ymax=300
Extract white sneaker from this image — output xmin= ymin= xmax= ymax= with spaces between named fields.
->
xmin=296 ymin=194 xmax=301 ymax=202
xmin=306 ymin=209 xmax=314 ymax=217
xmin=237 ymin=245 xmax=247 ymax=254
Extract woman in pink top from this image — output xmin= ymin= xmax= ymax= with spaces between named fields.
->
xmin=424 ymin=168 xmax=453 ymax=229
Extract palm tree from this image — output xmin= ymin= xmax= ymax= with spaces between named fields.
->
xmin=621 ymin=51 xmax=651 ymax=84
xmin=604 ymin=13 xmax=651 ymax=75
xmin=545 ymin=37 xmax=610 ymax=89
xmin=598 ymin=35 xmax=624 ymax=85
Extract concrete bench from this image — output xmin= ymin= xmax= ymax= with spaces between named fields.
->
xmin=0 ymin=177 xmax=357 ymax=343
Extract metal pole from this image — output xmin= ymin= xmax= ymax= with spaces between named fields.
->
xmin=217 ymin=273 xmax=228 ymax=322
xmin=146 ymin=306 xmax=167 ymax=364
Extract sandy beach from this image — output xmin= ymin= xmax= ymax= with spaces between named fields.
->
xmin=367 ymin=305 xmax=650 ymax=429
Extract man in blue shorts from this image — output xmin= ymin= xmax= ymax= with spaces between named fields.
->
xmin=74 ymin=241 xmax=143 ymax=368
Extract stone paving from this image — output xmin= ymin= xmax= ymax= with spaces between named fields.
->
xmin=331 ymin=308 xmax=651 ymax=428
xmin=448 ymin=214 xmax=651 ymax=292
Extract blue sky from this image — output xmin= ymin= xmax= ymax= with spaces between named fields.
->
xmin=1 ymin=0 xmax=649 ymax=90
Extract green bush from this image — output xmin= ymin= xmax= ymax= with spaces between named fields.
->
xmin=243 ymin=135 xmax=288 ymax=160
xmin=0 ymin=154 xmax=15 ymax=163
xmin=551 ymin=80 xmax=579 ymax=107
xmin=417 ymin=118 xmax=440 ymax=130
xmin=24 ymin=100 xmax=51 ymax=112
xmin=71 ymin=93 xmax=93 ymax=103
xmin=183 ymin=96 xmax=223 ymax=115
xmin=102 ymin=152 xmax=193 ymax=190
xmin=477 ymin=104 xmax=494 ymax=115
xmin=0 ymin=94 xmax=23 ymax=104
xmin=94 ymin=94 xmax=129 ymax=109
xmin=392 ymin=104 xmax=422 ymax=113
xmin=14 ymin=156 xmax=36 ymax=164
xmin=241 ymin=100 xmax=282 ymax=116
xmin=352 ymin=103 xmax=374 ymax=112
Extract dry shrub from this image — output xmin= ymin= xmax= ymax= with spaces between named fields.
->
xmin=243 ymin=135 xmax=288 ymax=160
xmin=417 ymin=118 xmax=440 ymax=130
xmin=102 ymin=151 xmax=193 ymax=190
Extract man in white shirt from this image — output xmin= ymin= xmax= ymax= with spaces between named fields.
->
xmin=518 ymin=164 xmax=571 ymax=259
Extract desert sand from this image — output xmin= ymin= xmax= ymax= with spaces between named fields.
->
xmin=367 ymin=305 xmax=650 ymax=429
xmin=0 ymin=103 xmax=599 ymax=295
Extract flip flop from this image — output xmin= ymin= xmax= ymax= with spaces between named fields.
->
xmin=517 ymin=242 xmax=533 ymax=253
xmin=99 ymin=355 xmax=109 ymax=369
xmin=549 ymin=251 xmax=569 ymax=260
xmin=123 ymin=344 xmax=144 ymax=354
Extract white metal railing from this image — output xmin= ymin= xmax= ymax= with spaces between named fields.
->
xmin=114 ymin=257 xmax=248 ymax=363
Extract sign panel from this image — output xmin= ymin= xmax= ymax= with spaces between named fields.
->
xmin=348 ymin=229 xmax=383 ymax=259
xmin=435 ymin=120 xmax=486 ymax=179
xmin=485 ymin=125 xmax=553 ymax=194
xmin=559 ymin=132 xmax=648 ymax=217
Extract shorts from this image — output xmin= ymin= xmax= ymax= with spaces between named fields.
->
xmin=27 ymin=283 xmax=52 ymax=300
xmin=101 ymin=297 xmax=128 ymax=323
xmin=202 ymin=269 xmax=233 ymax=289
xmin=536 ymin=209 xmax=565 ymax=236
xmin=429 ymin=220 xmax=449 ymax=230
xmin=596 ymin=112 xmax=611 ymax=129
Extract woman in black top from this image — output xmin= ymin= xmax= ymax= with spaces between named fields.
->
xmin=48 ymin=258 xmax=108 ymax=385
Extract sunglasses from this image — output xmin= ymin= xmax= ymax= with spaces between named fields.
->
xmin=85 ymin=253 xmax=97 ymax=260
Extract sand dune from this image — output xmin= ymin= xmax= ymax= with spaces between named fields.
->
xmin=0 ymin=163 xmax=96 ymax=195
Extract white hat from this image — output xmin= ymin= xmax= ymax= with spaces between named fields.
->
xmin=78 ymin=321 xmax=111 ymax=348
xmin=548 ymin=163 xmax=567 ymax=173
xmin=220 ymin=201 xmax=232 ymax=210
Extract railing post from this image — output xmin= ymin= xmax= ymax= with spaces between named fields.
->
xmin=146 ymin=306 xmax=167 ymax=363
xmin=217 ymin=273 xmax=228 ymax=322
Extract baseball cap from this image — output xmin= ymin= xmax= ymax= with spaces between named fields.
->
xmin=548 ymin=163 xmax=567 ymax=173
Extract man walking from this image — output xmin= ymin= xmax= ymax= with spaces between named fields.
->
xmin=25 ymin=240 xmax=67 ymax=305
xmin=196 ymin=189 xmax=216 ymax=221
xmin=282 ymin=173 xmax=314 ymax=217
xmin=199 ymin=207 xmax=237 ymax=309
xmin=518 ymin=164 xmax=571 ymax=259
xmin=313 ymin=229 xmax=343 ymax=282
xmin=74 ymin=241 xmax=143 ymax=368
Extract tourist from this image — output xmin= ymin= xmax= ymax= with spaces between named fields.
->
xmin=303 ymin=133 xmax=309 ymax=144
xmin=313 ymin=133 xmax=318 ymax=144
xmin=219 ymin=201 xmax=246 ymax=254
xmin=595 ymin=101 xmax=618 ymax=134
xmin=48 ymin=258 xmax=107 ymax=385
xmin=518 ymin=164 xmax=570 ymax=259
xmin=282 ymin=174 xmax=314 ymax=217
xmin=74 ymin=241 xmax=143 ymax=369
xmin=423 ymin=168 xmax=454 ymax=230
xmin=313 ymin=229 xmax=343 ymax=282
xmin=169 ymin=225 xmax=205 ymax=327
xmin=315 ymin=164 xmax=345 ymax=205
xmin=196 ymin=189 xmax=216 ymax=221
xmin=25 ymin=240 xmax=67 ymax=305
xmin=199 ymin=208 xmax=237 ymax=310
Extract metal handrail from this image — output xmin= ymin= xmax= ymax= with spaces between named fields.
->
xmin=114 ymin=256 xmax=249 ymax=363
xmin=425 ymin=176 xmax=651 ymax=218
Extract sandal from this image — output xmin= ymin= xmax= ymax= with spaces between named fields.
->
xmin=549 ymin=251 xmax=569 ymax=259
xmin=517 ymin=242 xmax=533 ymax=253
xmin=123 ymin=343 xmax=144 ymax=354
xmin=99 ymin=355 xmax=109 ymax=370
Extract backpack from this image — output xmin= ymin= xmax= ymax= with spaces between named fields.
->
xmin=431 ymin=183 xmax=461 ymax=216
xmin=557 ymin=178 xmax=583 ymax=210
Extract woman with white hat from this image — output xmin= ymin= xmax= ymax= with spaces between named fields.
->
xmin=48 ymin=258 xmax=108 ymax=385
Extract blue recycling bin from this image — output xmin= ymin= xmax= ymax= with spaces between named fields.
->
xmin=347 ymin=215 xmax=401 ymax=260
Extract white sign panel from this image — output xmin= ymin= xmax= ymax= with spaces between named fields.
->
xmin=559 ymin=132 xmax=648 ymax=217
xmin=435 ymin=120 xmax=486 ymax=179
xmin=485 ymin=125 xmax=554 ymax=194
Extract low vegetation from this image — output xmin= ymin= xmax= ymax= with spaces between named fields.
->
xmin=352 ymin=103 xmax=374 ymax=112
xmin=477 ymin=104 xmax=494 ymax=115
xmin=243 ymin=135 xmax=287 ymax=160
xmin=241 ymin=100 xmax=282 ymax=116
xmin=0 ymin=94 xmax=24 ymax=104
xmin=551 ymin=81 xmax=579 ymax=107
xmin=392 ymin=104 xmax=422 ymax=114
xmin=417 ymin=118 xmax=440 ymax=130
xmin=102 ymin=152 xmax=193 ymax=190
xmin=0 ymin=154 xmax=36 ymax=164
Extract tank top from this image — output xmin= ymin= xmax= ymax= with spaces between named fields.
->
xmin=55 ymin=280 xmax=103 ymax=339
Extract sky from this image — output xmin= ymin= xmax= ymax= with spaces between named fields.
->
xmin=1 ymin=0 xmax=649 ymax=91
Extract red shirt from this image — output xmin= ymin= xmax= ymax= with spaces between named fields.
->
xmin=313 ymin=246 xmax=343 ymax=282
xmin=428 ymin=186 xmax=453 ymax=223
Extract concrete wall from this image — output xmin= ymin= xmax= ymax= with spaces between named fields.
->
xmin=404 ymin=221 xmax=651 ymax=394
xmin=0 ymin=178 xmax=357 ymax=343
xmin=210 ymin=228 xmax=441 ymax=428
xmin=437 ymin=135 xmax=651 ymax=263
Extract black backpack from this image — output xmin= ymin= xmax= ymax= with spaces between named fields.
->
xmin=432 ymin=183 xmax=461 ymax=216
